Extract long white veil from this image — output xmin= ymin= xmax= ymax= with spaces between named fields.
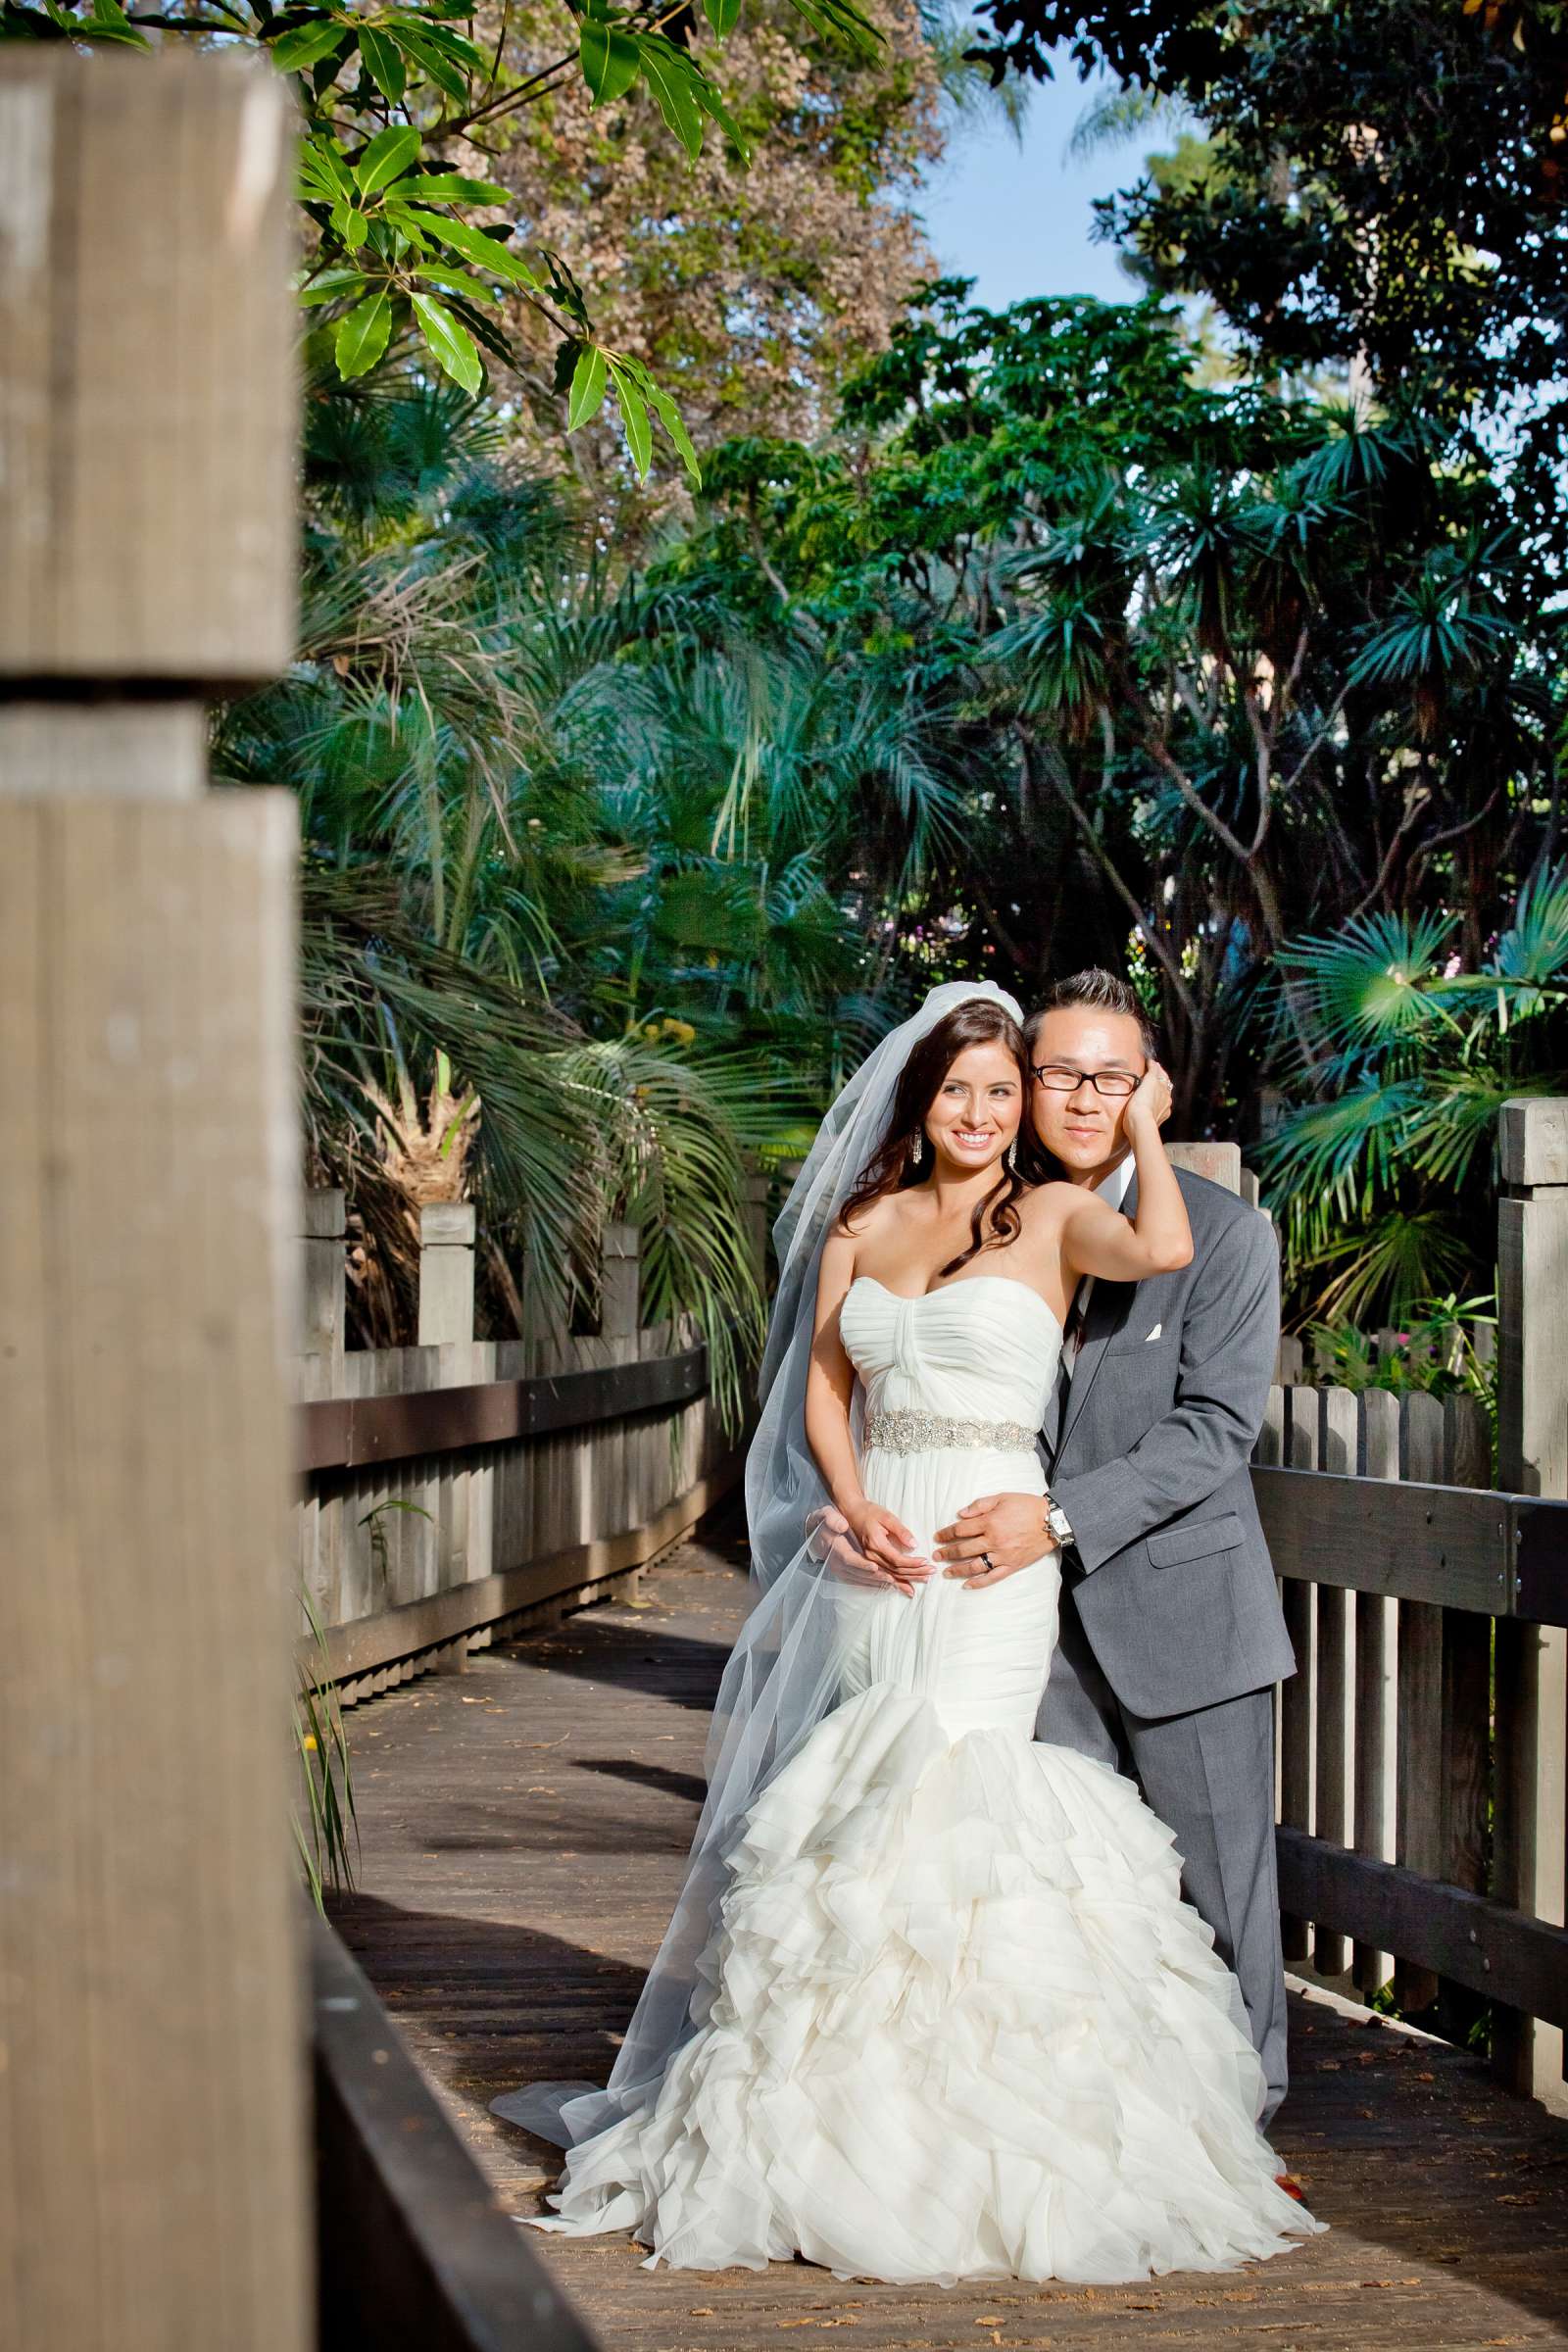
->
xmin=494 ymin=979 xmax=1024 ymax=2148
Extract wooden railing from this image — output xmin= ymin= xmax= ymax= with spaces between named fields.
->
xmin=1170 ymin=1108 xmax=1568 ymax=2109
xmin=310 ymin=1910 xmax=600 ymax=2350
xmin=292 ymin=1200 xmax=752 ymax=1702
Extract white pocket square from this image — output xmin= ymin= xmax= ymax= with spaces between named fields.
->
xmin=1145 ymin=1322 xmax=1162 ymax=1342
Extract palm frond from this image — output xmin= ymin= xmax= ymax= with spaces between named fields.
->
xmin=1276 ymin=909 xmax=1460 ymax=1063
xmin=1293 ymin=1209 xmax=1472 ymax=1328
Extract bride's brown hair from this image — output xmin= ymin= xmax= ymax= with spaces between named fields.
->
xmin=838 ymin=1000 xmax=1039 ymax=1278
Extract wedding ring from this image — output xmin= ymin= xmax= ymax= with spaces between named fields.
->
xmin=980 ymin=1551 xmax=995 ymax=1572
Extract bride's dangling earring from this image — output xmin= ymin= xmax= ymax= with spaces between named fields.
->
xmin=910 ymin=1130 xmax=924 ymax=1168
xmin=1005 ymin=1140 xmax=1017 ymax=1173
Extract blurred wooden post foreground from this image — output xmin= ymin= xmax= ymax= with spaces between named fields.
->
xmin=0 ymin=51 xmax=310 ymax=2352
xmin=1494 ymin=1098 xmax=1568 ymax=2101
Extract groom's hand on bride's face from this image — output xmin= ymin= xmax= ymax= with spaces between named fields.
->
xmin=805 ymin=1504 xmax=935 ymax=1597
xmin=935 ymin=1494 xmax=1057 ymax=1588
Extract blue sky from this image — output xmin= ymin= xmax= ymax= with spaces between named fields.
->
xmin=916 ymin=60 xmax=1145 ymax=311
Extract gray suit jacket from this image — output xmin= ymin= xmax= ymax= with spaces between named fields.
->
xmin=1045 ymin=1166 xmax=1296 ymax=1720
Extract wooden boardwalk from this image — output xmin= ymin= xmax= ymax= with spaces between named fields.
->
xmin=329 ymin=1529 xmax=1568 ymax=2351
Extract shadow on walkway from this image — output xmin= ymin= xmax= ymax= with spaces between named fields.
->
xmin=572 ymin=1755 xmax=709 ymax=1807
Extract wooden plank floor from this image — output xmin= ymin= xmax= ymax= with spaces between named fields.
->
xmin=329 ymin=1528 xmax=1568 ymax=2351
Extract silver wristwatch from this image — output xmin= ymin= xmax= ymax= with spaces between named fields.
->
xmin=1046 ymin=1500 xmax=1075 ymax=1549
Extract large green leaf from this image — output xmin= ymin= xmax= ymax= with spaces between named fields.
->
xmin=390 ymin=13 xmax=484 ymax=70
xmin=387 ymin=20 xmax=471 ymax=100
xmin=437 ymin=291 xmax=519 ymax=368
xmin=635 ymin=37 xmax=705 ymax=158
xmin=607 ymin=359 xmax=652 ymax=477
xmin=271 ymin=14 xmax=350 ymax=73
xmin=331 ymin=203 xmax=370 ymax=252
xmin=410 ymin=289 xmax=483 ymax=392
xmin=79 ymin=0 xmax=149 ymax=43
xmin=355 ymin=123 xmax=420 ymax=198
xmin=357 ymin=23 xmax=406 ymax=99
xmin=394 ymin=208 xmax=541 ymax=288
xmin=299 ymin=133 xmax=358 ymax=206
xmin=632 ymin=365 xmax=702 ymax=486
xmin=334 ymin=286 xmax=393 ymax=377
xmin=567 ymin=344 xmax=609 ymax=432
xmin=413 ymin=264 xmax=501 ymax=304
xmin=787 ymin=0 xmax=881 ymax=56
xmin=580 ymin=18 xmax=641 ymax=103
xmin=298 ymin=265 xmax=369 ymax=308
xmin=401 ymin=172 xmax=511 ymax=204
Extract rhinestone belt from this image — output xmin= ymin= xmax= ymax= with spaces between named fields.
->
xmin=862 ymin=1407 xmax=1038 ymax=1457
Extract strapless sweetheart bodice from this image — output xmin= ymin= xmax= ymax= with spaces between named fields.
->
xmin=839 ymin=1274 xmax=1062 ymax=1434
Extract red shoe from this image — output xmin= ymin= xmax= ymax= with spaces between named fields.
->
xmin=1274 ymin=2172 xmax=1306 ymax=2204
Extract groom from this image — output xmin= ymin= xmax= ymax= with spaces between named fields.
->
xmin=933 ymin=968 xmax=1297 ymax=2127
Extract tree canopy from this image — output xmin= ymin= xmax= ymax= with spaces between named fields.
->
xmin=965 ymin=0 xmax=1568 ymax=587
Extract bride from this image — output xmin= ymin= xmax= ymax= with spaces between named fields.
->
xmin=494 ymin=982 xmax=1321 ymax=2283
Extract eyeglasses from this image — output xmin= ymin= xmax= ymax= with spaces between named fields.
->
xmin=1031 ymin=1063 xmax=1142 ymax=1100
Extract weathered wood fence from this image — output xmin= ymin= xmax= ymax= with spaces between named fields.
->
xmin=1168 ymin=1119 xmax=1568 ymax=2110
xmin=292 ymin=1200 xmax=751 ymax=1703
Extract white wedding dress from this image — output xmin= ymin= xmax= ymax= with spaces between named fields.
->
xmin=533 ymin=1275 xmax=1320 ymax=2281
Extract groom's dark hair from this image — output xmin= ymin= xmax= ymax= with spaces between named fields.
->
xmin=1027 ymin=968 xmax=1159 ymax=1060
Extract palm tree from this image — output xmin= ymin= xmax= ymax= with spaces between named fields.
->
xmin=1259 ymin=870 xmax=1568 ymax=1323
xmin=217 ymin=355 xmax=785 ymax=1400
xmin=561 ymin=619 xmax=970 ymax=1068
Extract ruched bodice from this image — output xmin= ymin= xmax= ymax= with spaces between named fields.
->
xmin=839 ymin=1274 xmax=1061 ymax=1430
xmin=833 ymin=1275 xmax=1059 ymax=1745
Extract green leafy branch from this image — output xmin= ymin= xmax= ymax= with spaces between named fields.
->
xmin=6 ymin=0 xmax=880 ymax=480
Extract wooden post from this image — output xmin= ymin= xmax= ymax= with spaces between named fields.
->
xmin=0 ymin=50 xmax=308 ymax=2352
xmin=1279 ymin=1389 xmax=1317 ymax=1964
xmin=1313 ymin=1388 xmax=1356 ymax=1978
xmin=602 ymin=1221 xmax=641 ymax=1340
xmin=1494 ymin=1096 xmax=1568 ymax=2099
xmin=1165 ymin=1139 xmax=1242 ymax=1192
xmin=1394 ymin=1391 xmax=1445 ymax=2013
xmin=419 ymin=1204 xmax=477 ymax=1658
xmin=1437 ymin=1394 xmax=1493 ymax=2043
xmin=300 ymin=1187 xmax=347 ymax=1398
xmin=741 ymin=1163 xmax=770 ymax=1290
xmin=417 ymin=1201 xmax=476 ymax=1348
xmin=1353 ymin=1388 xmax=1398 ymax=1997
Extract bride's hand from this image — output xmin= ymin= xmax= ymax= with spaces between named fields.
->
xmin=1125 ymin=1058 xmax=1172 ymax=1136
xmin=845 ymin=1500 xmax=935 ymax=1597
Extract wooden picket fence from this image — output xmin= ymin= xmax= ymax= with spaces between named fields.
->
xmin=1254 ymin=1378 xmax=1491 ymax=2004
xmin=1165 ymin=1122 xmax=1568 ymax=2109
xmin=290 ymin=1197 xmax=753 ymax=1703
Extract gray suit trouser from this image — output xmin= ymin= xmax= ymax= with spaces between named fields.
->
xmin=1039 ymin=1578 xmax=1289 ymax=2130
